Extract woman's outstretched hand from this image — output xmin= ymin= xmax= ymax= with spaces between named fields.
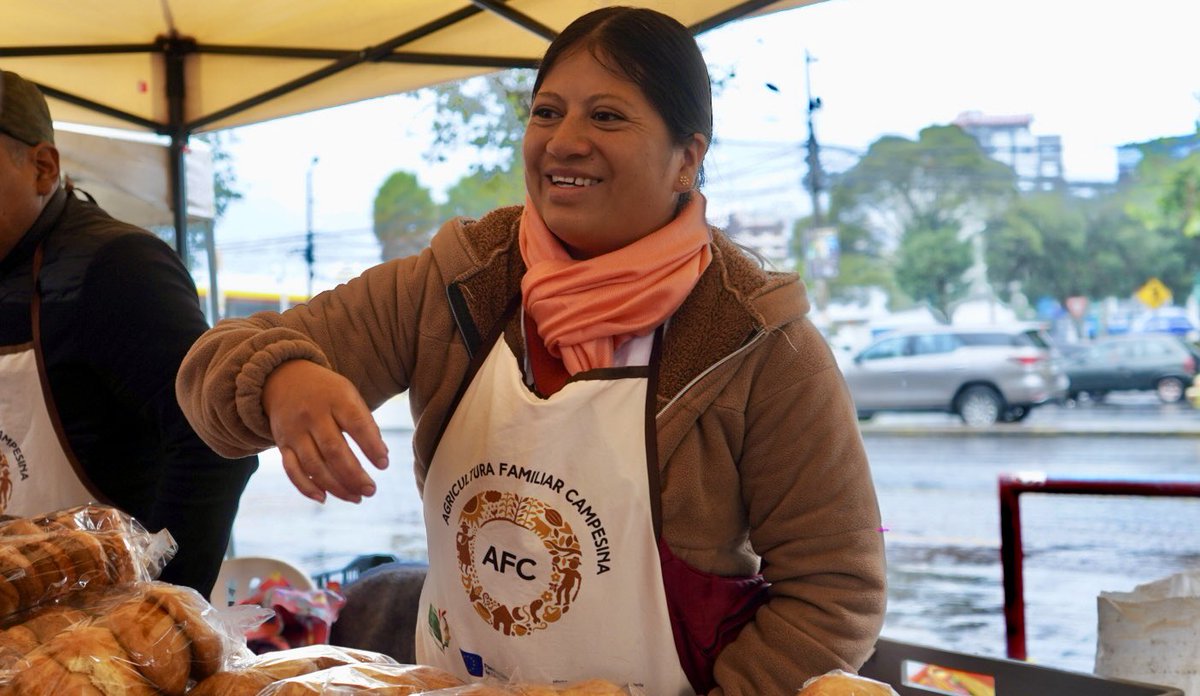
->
xmin=262 ymin=359 xmax=390 ymax=503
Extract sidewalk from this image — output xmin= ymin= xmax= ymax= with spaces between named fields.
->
xmin=858 ymin=405 xmax=1200 ymax=437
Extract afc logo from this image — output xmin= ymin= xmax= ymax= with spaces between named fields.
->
xmin=482 ymin=546 xmax=536 ymax=581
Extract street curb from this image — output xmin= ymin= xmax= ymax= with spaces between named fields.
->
xmin=859 ymin=425 xmax=1200 ymax=437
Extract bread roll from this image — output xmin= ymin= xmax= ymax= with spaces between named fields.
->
xmin=11 ymin=651 xmax=104 ymax=695
xmin=0 ymin=520 xmax=44 ymax=537
xmin=262 ymin=663 xmax=463 ymax=695
xmin=52 ymin=531 xmax=110 ymax=586
xmin=95 ymin=534 xmax=138 ymax=585
xmin=0 ymin=625 xmax=38 ymax=665
xmin=797 ymin=670 xmax=898 ymax=696
xmin=0 ymin=546 xmax=41 ymax=614
xmin=141 ymin=583 xmax=225 ymax=679
xmin=254 ymin=644 xmax=399 ymax=677
xmin=17 ymin=540 xmax=74 ymax=598
xmin=105 ymin=597 xmax=191 ymax=695
xmin=187 ymin=669 xmax=275 ymax=696
xmin=552 ymin=679 xmax=628 ymax=695
xmin=42 ymin=625 xmax=157 ymax=696
xmin=0 ymin=573 xmax=20 ymax=619
xmin=20 ymin=606 xmax=90 ymax=642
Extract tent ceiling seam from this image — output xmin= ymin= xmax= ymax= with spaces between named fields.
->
xmin=469 ymin=0 xmax=558 ymax=42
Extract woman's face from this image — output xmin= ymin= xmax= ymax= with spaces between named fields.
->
xmin=523 ymin=48 xmax=706 ymax=259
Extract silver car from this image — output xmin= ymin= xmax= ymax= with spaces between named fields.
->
xmin=840 ymin=325 xmax=1069 ymax=426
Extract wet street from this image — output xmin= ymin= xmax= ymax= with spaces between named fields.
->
xmin=229 ymin=397 xmax=1200 ymax=676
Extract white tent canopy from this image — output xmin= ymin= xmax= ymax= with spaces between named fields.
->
xmin=1 ymin=0 xmax=820 ymax=254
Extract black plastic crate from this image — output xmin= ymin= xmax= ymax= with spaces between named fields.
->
xmin=860 ymin=638 xmax=1183 ymax=695
xmin=312 ymin=553 xmax=400 ymax=589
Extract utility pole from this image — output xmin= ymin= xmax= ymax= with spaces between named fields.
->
xmin=305 ymin=156 xmax=318 ymax=299
xmin=803 ymin=50 xmax=831 ymax=313
xmin=804 ymin=49 xmax=824 ymax=229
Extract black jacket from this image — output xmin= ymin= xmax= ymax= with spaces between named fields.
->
xmin=0 ymin=187 xmax=256 ymax=596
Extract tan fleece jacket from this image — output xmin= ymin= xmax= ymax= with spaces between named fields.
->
xmin=177 ymin=206 xmax=886 ymax=695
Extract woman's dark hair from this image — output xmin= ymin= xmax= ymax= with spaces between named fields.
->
xmin=532 ymin=7 xmax=713 ymax=179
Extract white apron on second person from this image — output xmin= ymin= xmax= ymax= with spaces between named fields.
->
xmin=0 ymin=247 xmax=101 ymax=516
xmin=416 ymin=330 xmax=693 ymax=694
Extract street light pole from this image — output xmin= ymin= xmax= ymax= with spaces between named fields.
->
xmin=305 ymin=156 xmax=318 ymax=299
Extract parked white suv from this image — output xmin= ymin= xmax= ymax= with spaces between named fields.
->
xmin=840 ymin=324 xmax=1069 ymax=426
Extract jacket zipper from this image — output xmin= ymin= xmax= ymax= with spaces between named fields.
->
xmin=657 ymin=329 xmax=768 ymax=418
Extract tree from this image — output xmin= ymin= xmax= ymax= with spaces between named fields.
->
xmin=831 ymin=125 xmax=1018 ymax=245
xmin=983 ymin=191 xmax=1094 ymax=302
xmin=424 ymin=70 xmax=533 ymax=174
xmin=373 ymin=171 xmax=439 ymax=260
xmin=893 ymin=225 xmax=973 ymax=317
xmin=197 ymin=131 xmax=243 ymax=221
xmin=825 ymin=125 xmax=1017 ymax=310
xmin=441 ymin=160 xmax=526 ymax=220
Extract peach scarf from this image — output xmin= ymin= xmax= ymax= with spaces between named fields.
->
xmin=519 ymin=193 xmax=713 ymax=375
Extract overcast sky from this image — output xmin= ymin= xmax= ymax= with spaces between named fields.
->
xmin=211 ymin=0 xmax=1200 ymax=291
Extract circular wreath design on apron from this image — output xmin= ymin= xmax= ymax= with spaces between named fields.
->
xmin=456 ymin=489 xmax=583 ymax=636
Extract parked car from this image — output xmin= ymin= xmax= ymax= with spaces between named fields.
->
xmin=1064 ymin=334 xmax=1199 ymax=403
xmin=841 ymin=324 xmax=1068 ymax=426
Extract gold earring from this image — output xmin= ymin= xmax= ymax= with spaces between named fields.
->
xmin=679 ymin=174 xmax=692 ymax=189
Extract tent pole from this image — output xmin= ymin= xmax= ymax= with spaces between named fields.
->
xmin=163 ymin=34 xmax=219 ymax=321
xmin=163 ymin=34 xmax=190 ymax=262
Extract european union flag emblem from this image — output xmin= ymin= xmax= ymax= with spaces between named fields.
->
xmin=460 ymin=649 xmax=484 ymax=677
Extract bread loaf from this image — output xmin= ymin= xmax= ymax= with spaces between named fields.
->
xmin=797 ymin=670 xmax=898 ymax=695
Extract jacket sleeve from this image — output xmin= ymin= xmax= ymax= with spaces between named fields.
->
xmin=79 ymin=233 xmax=257 ymax=596
xmin=175 ymin=229 xmax=452 ymax=460
xmin=714 ymin=323 xmax=887 ymax=694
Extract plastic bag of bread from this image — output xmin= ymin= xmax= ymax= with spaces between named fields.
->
xmin=0 ymin=580 xmax=244 ymax=696
xmin=417 ymin=677 xmax=636 ymax=695
xmin=0 ymin=604 xmax=90 ymax=670
xmin=254 ymin=662 xmax=463 ymax=695
xmin=0 ymin=504 xmax=177 ymax=619
xmin=189 ymin=644 xmax=403 ymax=695
xmin=796 ymin=669 xmax=899 ymax=695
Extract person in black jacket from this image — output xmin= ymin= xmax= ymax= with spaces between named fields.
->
xmin=0 ymin=69 xmax=256 ymax=596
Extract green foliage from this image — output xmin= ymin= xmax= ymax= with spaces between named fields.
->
xmin=424 ymin=70 xmax=534 ymax=173
xmin=373 ymin=171 xmax=438 ymax=260
xmin=983 ymin=191 xmax=1091 ymax=301
xmin=893 ymin=226 xmax=973 ymax=318
xmin=1124 ymin=148 xmax=1200 ymax=239
xmin=833 ymin=125 xmax=1018 ymax=240
xmin=196 ymin=131 xmax=242 ymax=221
xmin=823 ymin=124 xmax=1016 ymax=310
xmin=440 ymin=159 xmax=526 ymax=220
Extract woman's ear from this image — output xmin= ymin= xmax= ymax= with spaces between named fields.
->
xmin=675 ymin=133 xmax=709 ymax=192
xmin=32 ymin=143 xmax=60 ymax=196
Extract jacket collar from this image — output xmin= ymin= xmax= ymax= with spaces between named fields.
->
xmin=447 ymin=205 xmax=808 ymax=405
xmin=0 ymin=186 xmax=67 ymax=275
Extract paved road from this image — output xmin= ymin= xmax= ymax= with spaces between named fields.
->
xmin=864 ymin=430 xmax=1200 ymax=673
xmin=859 ymin=393 xmax=1200 ymax=436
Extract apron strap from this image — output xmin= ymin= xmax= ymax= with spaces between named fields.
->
xmin=29 ymin=242 xmax=110 ymax=504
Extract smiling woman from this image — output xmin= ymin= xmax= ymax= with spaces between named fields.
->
xmin=175 ymin=7 xmax=884 ymax=694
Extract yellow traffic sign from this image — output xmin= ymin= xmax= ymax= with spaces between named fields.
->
xmin=1135 ymin=278 xmax=1172 ymax=309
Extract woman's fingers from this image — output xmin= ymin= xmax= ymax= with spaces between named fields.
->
xmin=264 ymin=359 xmax=388 ymax=503
xmin=310 ymin=421 xmax=375 ymax=501
xmin=338 ymin=401 xmax=390 ymax=472
xmin=280 ymin=445 xmax=326 ymax=503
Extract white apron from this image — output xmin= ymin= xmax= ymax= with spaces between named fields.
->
xmin=416 ymin=334 xmax=694 ymax=694
xmin=0 ymin=245 xmax=100 ymax=516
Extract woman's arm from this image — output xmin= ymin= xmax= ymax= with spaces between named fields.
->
xmin=176 ymin=243 xmax=447 ymax=495
xmin=715 ymin=323 xmax=887 ymax=693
